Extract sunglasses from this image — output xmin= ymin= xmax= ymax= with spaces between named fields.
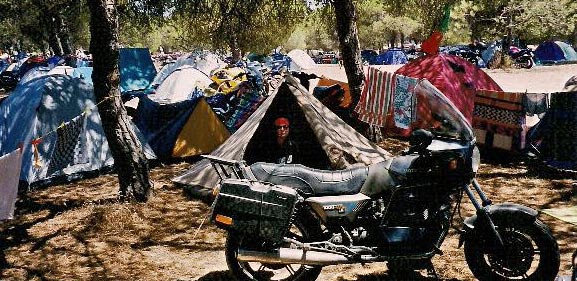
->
xmin=276 ymin=125 xmax=289 ymax=130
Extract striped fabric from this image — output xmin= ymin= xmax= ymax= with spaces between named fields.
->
xmin=473 ymin=89 xmax=526 ymax=151
xmin=354 ymin=67 xmax=395 ymax=127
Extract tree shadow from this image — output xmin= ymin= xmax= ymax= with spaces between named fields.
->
xmin=195 ymin=270 xmax=235 ymax=281
xmin=0 ymin=192 xmax=105 ymax=271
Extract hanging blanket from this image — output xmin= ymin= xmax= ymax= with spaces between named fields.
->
xmin=46 ymin=114 xmax=88 ymax=176
xmin=0 ymin=148 xmax=23 ymax=220
xmin=393 ymin=74 xmax=418 ymax=129
xmin=354 ymin=67 xmax=395 ymax=127
xmin=473 ymin=90 xmax=526 ymax=151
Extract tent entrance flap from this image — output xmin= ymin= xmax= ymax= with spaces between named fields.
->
xmin=244 ymin=84 xmax=331 ymax=169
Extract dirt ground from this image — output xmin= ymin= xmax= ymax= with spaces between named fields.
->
xmin=1 ymin=64 xmax=577 ymax=281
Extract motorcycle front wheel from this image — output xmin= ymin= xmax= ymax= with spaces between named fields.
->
xmin=464 ymin=218 xmax=560 ymax=281
xmin=225 ymin=211 xmax=323 ymax=281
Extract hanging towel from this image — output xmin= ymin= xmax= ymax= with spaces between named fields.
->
xmin=46 ymin=114 xmax=88 ymax=176
xmin=0 ymin=148 xmax=23 ymax=220
xmin=354 ymin=67 xmax=395 ymax=127
xmin=522 ymin=93 xmax=548 ymax=117
xmin=393 ymin=74 xmax=418 ymax=129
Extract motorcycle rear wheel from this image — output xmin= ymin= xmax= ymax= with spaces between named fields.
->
xmin=518 ymin=58 xmax=534 ymax=69
xmin=464 ymin=218 xmax=559 ymax=281
xmin=225 ymin=211 xmax=323 ymax=281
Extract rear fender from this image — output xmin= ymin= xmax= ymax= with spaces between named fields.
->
xmin=458 ymin=203 xmax=538 ymax=247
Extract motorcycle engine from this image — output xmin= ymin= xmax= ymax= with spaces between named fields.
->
xmin=383 ymin=187 xmax=450 ymax=227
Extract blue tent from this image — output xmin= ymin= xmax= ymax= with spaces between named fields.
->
xmin=535 ymin=41 xmax=577 ymax=63
xmin=0 ymin=74 xmax=155 ymax=187
xmin=133 ymin=92 xmax=230 ymax=159
xmin=119 ymin=48 xmax=157 ymax=94
xmin=373 ymin=48 xmax=408 ymax=65
xmin=72 ymin=67 xmax=93 ymax=85
xmin=361 ymin=50 xmax=378 ymax=65
xmin=134 ymin=95 xmax=202 ymax=158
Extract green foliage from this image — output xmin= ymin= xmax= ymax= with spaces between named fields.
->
xmin=173 ymin=0 xmax=308 ymax=55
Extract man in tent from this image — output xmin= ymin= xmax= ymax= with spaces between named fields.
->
xmin=265 ymin=117 xmax=300 ymax=164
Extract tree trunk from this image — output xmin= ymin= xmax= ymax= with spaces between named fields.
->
xmin=87 ymin=0 xmax=152 ymax=202
xmin=58 ymin=14 xmax=73 ymax=55
xmin=332 ymin=0 xmax=364 ymax=111
xmin=46 ymin=13 xmax=64 ymax=56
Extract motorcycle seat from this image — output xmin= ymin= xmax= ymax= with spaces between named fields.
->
xmin=249 ymin=162 xmax=369 ymax=196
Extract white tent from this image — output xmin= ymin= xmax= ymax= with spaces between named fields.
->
xmin=47 ymin=65 xmax=74 ymax=76
xmin=148 ymin=65 xmax=213 ymax=104
xmin=288 ymin=49 xmax=316 ymax=71
xmin=149 ymin=52 xmax=226 ymax=89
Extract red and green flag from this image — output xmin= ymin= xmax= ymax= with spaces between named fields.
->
xmin=422 ymin=5 xmax=451 ymax=55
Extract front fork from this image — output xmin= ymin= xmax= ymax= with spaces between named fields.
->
xmin=460 ymin=179 xmax=505 ymax=249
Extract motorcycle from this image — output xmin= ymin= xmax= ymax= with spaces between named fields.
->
xmin=205 ymin=80 xmax=560 ymax=280
xmin=509 ymin=47 xmax=535 ymax=69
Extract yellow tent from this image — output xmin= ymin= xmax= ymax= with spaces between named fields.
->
xmin=172 ymin=99 xmax=230 ymax=158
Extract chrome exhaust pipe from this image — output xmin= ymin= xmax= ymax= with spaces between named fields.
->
xmin=237 ymin=248 xmax=350 ymax=265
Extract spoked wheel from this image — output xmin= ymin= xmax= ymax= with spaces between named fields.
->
xmin=225 ymin=213 xmax=323 ymax=281
xmin=464 ymin=219 xmax=560 ymax=280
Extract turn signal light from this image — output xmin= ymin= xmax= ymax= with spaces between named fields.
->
xmin=215 ymin=214 xmax=233 ymax=226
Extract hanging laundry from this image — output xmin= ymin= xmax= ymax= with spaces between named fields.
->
xmin=354 ymin=67 xmax=395 ymax=127
xmin=473 ymin=90 xmax=526 ymax=152
xmin=0 ymin=148 xmax=23 ymax=220
xmin=46 ymin=114 xmax=87 ymax=176
xmin=393 ymin=75 xmax=418 ymax=129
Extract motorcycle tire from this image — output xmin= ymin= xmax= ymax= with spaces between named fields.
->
xmin=225 ymin=209 xmax=323 ymax=281
xmin=464 ymin=218 xmax=560 ymax=281
xmin=520 ymin=58 xmax=534 ymax=69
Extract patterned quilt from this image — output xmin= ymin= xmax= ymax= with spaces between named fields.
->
xmin=473 ymin=90 xmax=526 ymax=151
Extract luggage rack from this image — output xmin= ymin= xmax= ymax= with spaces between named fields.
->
xmin=202 ymin=155 xmax=255 ymax=181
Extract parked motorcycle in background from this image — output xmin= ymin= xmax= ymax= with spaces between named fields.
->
xmin=509 ymin=46 xmax=535 ymax=69
xmin=205 ymin=77 xmax=560 ymax=280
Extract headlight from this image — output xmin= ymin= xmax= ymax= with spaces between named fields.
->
xmin=472 ymin=146 xmax=481 ymax=173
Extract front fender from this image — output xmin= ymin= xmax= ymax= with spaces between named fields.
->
xmin=458 ymin=203 xmax=538 ymax=247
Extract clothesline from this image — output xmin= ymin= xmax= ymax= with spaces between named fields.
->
xmin=28 ymin=94 xmax=121 ymax=168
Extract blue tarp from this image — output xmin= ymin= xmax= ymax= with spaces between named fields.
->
xmin=119 ymin=48 xmax=157 ymax=94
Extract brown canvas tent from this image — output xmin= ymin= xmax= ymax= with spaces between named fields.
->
xmin=172 ymin=74 xmax=391 ymax=194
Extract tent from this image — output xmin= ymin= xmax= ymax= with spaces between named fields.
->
xmin=0 ymin=74 xmax=155 ymax=187
xmin=528 ymin=92 xmax=577 ymax=171
xmin=287 ymin=49 xmax=316 ymax=71
xmin=172 ymin=74 xmax=391 ymax=193
xmin=147 ymin=52 xmax=226 ymax=91
xmin=119 ymin=48 xmax=157 ymax=94
xmin=374 ymin=48 xmax=408 ymax=65
xmin=361 ymin=50 xmax=378 ymax=65
xmin=313 ymin=76 xmax=352 ymax=108
xmin=148 ymin=65 xmax=213 ymax=103
xmin=395 ymin=54 xmax=502 ymax=123
xmin=534 ymin=41 xmax=577 ymax=63
xmin=17 ymin=56 xmax=46 ymax=78
xmin=18 ymin=66 xmax=51 ymax=85
xmin=133 ymin=93 xmax=230 ymax=160
xmin=47 ymin=65 xmax=74 ymax=76
xmin=72 ymin=67 xmax=93 ymax=85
